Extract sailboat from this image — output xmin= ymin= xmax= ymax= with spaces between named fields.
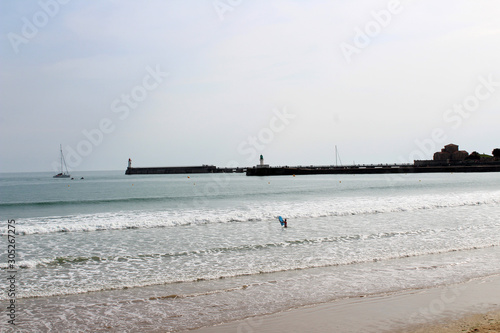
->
xmin=53 ymin=144 xmax=70 ymax=178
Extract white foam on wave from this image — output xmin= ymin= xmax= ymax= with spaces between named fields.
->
xmin=4 ymin=241 xmax=499 ymax=301
xmin=3 ymin=190 xmax=499 ymax=236
xmin=0 ymin=258 xmax=48 ymax=270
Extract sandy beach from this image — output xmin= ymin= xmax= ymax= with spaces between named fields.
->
xmin=407 ymin=310 xmax=500 ymax=333
xmin=187 ymin=274 xmax=500 ymax=333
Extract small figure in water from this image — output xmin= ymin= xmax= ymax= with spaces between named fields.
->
xmin=278 ymin=216 xmax=287 ymax=227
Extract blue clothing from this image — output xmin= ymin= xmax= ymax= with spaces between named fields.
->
xmin=278 ymin=216 xmax=285 ymax=226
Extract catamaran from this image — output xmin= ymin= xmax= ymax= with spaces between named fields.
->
xmin=53 ymin=144 xmax=70 ymax=178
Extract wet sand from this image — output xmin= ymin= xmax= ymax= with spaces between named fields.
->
xmin=187 ymin=275 xmax=500 ymax=333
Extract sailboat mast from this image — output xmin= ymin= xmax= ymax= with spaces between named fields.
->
xmin=335 ymin=145 xmax=342 ymax=167
xmin=335 ymin=145 xmax=338 ymax=167
xmin=59 ymin=144 xmax=63 ymax=172
xmin=61 ymin=144 xmax=69 ymax=175
xmin=53 ymin=144 xmax=70 ymax=178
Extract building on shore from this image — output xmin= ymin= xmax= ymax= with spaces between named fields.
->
xmin=433 ymin=144 xmax=469 ymax=161
xmin=415 ymin=143 xmax=500 ymax=167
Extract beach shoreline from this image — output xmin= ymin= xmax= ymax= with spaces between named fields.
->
xmin=186 ymin=274 xmax=500 ymax=333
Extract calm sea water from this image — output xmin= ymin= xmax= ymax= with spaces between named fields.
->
xmin=1 ymin=171 xmax=499 ymax=332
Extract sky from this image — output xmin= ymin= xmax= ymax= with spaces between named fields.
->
xmin=1 ymin=0 xmax=499 ymax=173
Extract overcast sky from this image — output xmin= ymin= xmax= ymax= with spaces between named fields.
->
xmin=1 ymin=0 xmax=499 ymax=173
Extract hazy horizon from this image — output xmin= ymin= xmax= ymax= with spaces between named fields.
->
xmin=1 ymin=0 xmax=499 ymax=173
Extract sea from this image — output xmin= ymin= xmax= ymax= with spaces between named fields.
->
xmin=0 ymin=170 xmax=499 ymax=332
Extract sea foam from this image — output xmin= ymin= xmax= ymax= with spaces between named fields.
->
xmin=2 ymin=190 xmax=498 ymax=236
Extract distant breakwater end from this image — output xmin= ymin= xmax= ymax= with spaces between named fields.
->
xmin=125 ymin=165 xmax=245 ymax=175
xmin=125 ymin=163 xmax=500 ymax=176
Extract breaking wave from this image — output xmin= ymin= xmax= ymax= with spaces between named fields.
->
xmin=1 ymin=190 xmax=499 ymax=236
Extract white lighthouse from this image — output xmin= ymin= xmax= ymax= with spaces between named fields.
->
xmin=257 ymin=155 xmax=269 ymax=168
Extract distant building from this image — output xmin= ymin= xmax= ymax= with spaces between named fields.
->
xmin=433 ymin=144 xmax=468 ymax=161
xmin=433 ymin=151 xmax=451 ymax=161
xmin=451 ymin=150 xmax=469 ymax=161
xmin=443 ymin=144 xmax=459 ymax=154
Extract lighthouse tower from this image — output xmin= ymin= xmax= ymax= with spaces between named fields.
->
xmin=257 ymin=155 xmax=269 ymax=168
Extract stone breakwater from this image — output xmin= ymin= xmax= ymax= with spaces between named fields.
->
xmin=124 ymin=162 xmax=500 ymax=176
xmin=125 ymin=165 xmax=245 ymax=175
xmin=246 ymin=163 xmax=500 ymax=176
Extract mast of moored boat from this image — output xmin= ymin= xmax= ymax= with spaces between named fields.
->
xmin=60 ymin=144 xmax=64 ymax=174
xmin=335 ymin=145 xmax=342 ymax=167
xmin=54 ymin=144 xmax=70 ymax=178
xmin=61 ymin=144 xmax=69 ymax=176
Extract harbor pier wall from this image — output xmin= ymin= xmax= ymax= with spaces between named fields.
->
xmin=125 ymin=165 xmax=246 ymax=175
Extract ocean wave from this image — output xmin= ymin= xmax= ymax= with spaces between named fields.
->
xmin=1 ymin=225 xmax=489 ymax=272
xmin=1 ymin=190 xmax=498 ymax=236
xmin=0 ymin=195 xmax=190 ymax=208
xmin=5 ymin=242 xmax=498 ymax=300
